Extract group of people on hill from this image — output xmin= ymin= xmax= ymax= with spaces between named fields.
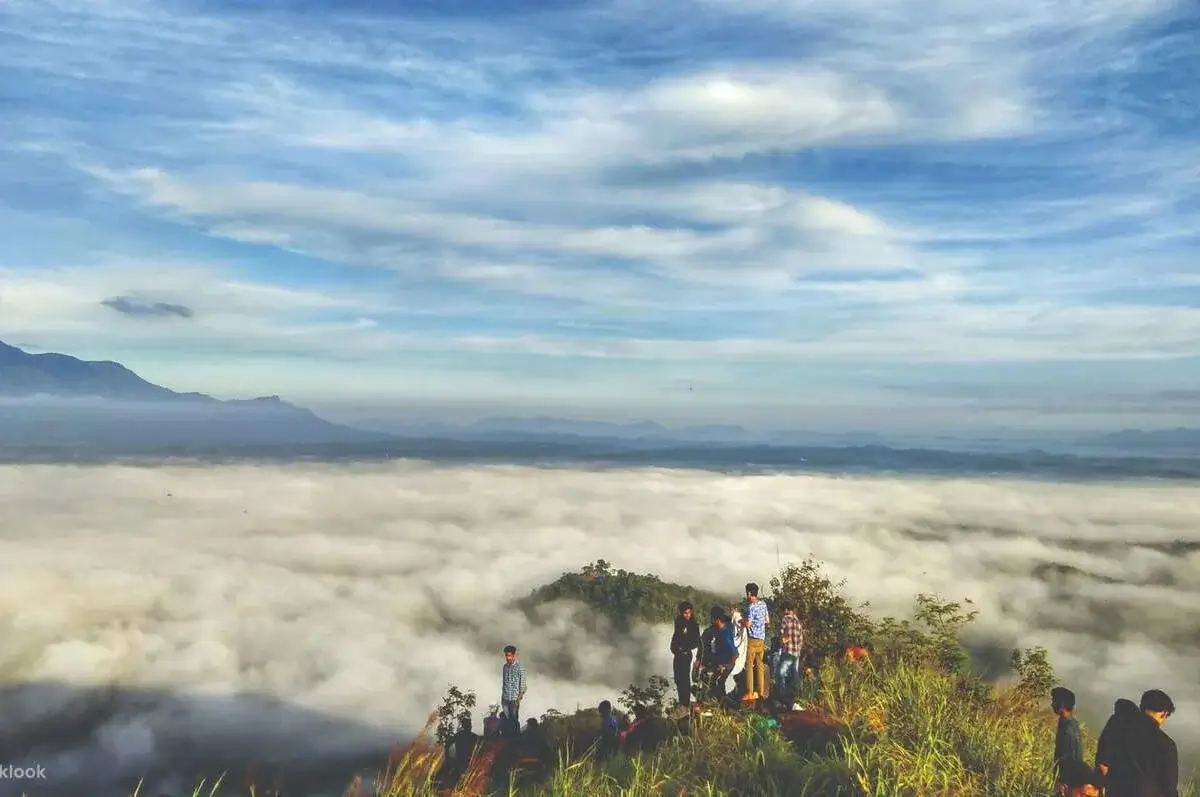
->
xmin=442 ymin=591 xmax=1183 ymax=797
xmin=670 ymin=582 xmax=807 ymax=711
xmin=1051 ymin=685 xmax=1180 ymax=797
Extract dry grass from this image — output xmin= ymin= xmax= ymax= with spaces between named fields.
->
xmin=116 ymin=661 xmax=1189 ymax=797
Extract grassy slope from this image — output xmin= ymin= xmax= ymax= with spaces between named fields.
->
xmin=129 ymin=560 xmax=1195 ymax=797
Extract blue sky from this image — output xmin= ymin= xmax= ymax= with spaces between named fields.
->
xmin=1 ymin=0 xmax=1198 ymax=432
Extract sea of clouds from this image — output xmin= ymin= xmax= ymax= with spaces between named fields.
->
xmin=0 ymin=461 xmax=1197 ymax=795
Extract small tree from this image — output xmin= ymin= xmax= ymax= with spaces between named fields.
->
xmin=1010 ymin=646 xmax=1056 ymax=704
xmin=618 ymin=675 xmax=671 ymax=718
xmin=436 ymin=684 xmax=477 ymax=747
xmin=912 ymin=594 xmax=978 ymax=675
xmin=768 ymin=558 xmax=875 ymax=670
xmin=870 ymin=594 xmax=978 ymax=674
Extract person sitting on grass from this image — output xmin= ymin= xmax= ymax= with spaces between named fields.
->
xmin=1058 ymin=761 xmax=1102 ymax=797
xmin=516 ymin=717 xmax=553 ymax=776
xmin=438 ymin=713 xmax=480 ymax=787
xmin=621 ymin=703 xmax=671 ymax=755
xmin=483 ymin=705 xmax=504 ymax=737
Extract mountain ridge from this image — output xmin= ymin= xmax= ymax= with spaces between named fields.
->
xmin=0 ymin=339 xmax=385 ymax=451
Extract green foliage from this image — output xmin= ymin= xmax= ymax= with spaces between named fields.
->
xmin=617 ymin=675 xmax=672 ymax=718
xmin=519 ymin=559 xmax=731 ymax=630
xmin=767 ymin=557 xmax=876 ymax=668
xmin=435 ymin=684 xmax=476 ymax=747
xmin=872 ymin=594 xmax=979 ymax=675
xmin=1009 ymin=646 xmax=1056 ymax=704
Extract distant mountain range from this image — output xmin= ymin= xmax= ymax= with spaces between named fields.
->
xmin=1084 ymin=427 xmax=1200 ymax=452
xmin=1 ymin=339 xmax=1194 ymax=458
xmin=351 ymin=415 xmax=894 ymax=448
xmin=0 ymin=340 xmax=384 ymax=452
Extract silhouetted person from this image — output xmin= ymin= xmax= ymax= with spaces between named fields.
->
xmin=518 ymin=717 xmax=553 ymax=768
xmin=1051 ymin=687 xmax=1086 ymax=795
xmin=670 ymin=601 xmax=700 ymax=708
xmin=1096 ymin=699 xmax=1140 ymax=785
xmin=483 ymin=706 xmax=504 ymax=737
xmin=438 ymin=714 xmax=480 ymax=786
xmin=1106 ymin=689 xmax=1178 ymax=797
xmin=597 ymin=700 xmax=620 ymax=760
xmin=500 ymin=644 xmax=527 ymax=736
xmin=621 ymin=703 xmax=670 ymax=754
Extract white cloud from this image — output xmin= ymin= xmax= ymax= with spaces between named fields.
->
xmin=0 ymin=462 xmax=1196 ymax=794
xmin=2 ymin=0 xmax=1197 ymax=420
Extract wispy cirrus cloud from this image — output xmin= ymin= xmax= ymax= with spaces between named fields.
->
xmin=0 ymin=0 xmax=1196 ymax=429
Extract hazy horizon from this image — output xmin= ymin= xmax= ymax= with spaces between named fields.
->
xmin=0 ymin=390 xmax=1195 ymax=443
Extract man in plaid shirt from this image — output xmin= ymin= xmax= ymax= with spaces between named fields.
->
xmin=501 ymin=644 xmax=527 ymax=735
xmin=774 ymin=603 xmax=803 ymax=709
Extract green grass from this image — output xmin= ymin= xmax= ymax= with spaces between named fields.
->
xmin=344 ymin=657 xmax=1196 ymax=797
xmin=98 ymin=559 xmax=1199 ymax=797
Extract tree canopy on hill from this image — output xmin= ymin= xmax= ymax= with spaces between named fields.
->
xmin=517 ymin=559 xmax=732 ymax=630
xmin=518 ymin=557 xmax=986 ymax=677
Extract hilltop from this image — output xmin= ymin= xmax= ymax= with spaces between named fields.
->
xmin=119 ymin=558 xmax=1197 ymax=797
xmin=517 ymin=560 xmax=732 ymax=631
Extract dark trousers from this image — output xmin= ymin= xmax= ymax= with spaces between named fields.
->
xmin=502 ymin=699 xmax=521 ymax=735
xmin=709 ymin=664 xmax=730 ymax=702
xmin=672 ymin=651 xmax=694 ymax=706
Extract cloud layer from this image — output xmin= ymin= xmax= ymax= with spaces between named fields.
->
xmin=0 ymin=0 xmax=1197 ymax=426
xmin=0 ymin=461 xmax=1196 ymax=794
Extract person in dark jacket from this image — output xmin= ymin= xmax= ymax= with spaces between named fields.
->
xmin=1051 ymin=686 xmax=1087 ymax=794
xmin=1096 ymin=699 xmax=1140 ymax=784
xmin=670 ymin=601 xmax=700 ymax=708
xmin=1105 ymin=689 xmax=1178 ymax=797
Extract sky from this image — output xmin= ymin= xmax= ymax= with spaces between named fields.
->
xmin=0 ymin=0 xmax=1198 ymax=432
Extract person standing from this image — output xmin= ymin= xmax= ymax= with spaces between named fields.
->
xmin=597 ymin=700 xmax=620 ymax=760
xmin=1051 ymin=687 xmax=1086 ymax=795
xmin=500 ymin=644 xmax=527 ymax=735
xmin=742 ymin=582 xmax=770 ymax=702
xmin=1106 ymin=689 xmax=1179 ymax=797
xmin=1096 ymin=698 xmax=1139 ymax=787
xmin=775 ymin=602 xmax=803 ymax=709
xmin=670 ymin=601 xmax=700 ymax=709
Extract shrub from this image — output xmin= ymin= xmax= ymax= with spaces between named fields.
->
xmin=767 ymin=557 xmax=876 ymax=669
xmin=1009 ymin=646 xmax=1056 ymax=704
xmin=618 ymin=674 xmax=672 ymax=718
xmin=871 ymin=594 xmax=978 ymax=675
xmin=434 ymin=684 xmax=476 ymax=747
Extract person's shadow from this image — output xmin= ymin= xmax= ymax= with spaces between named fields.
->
xmin=0 ymin=680 xmax=413 ymax=797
